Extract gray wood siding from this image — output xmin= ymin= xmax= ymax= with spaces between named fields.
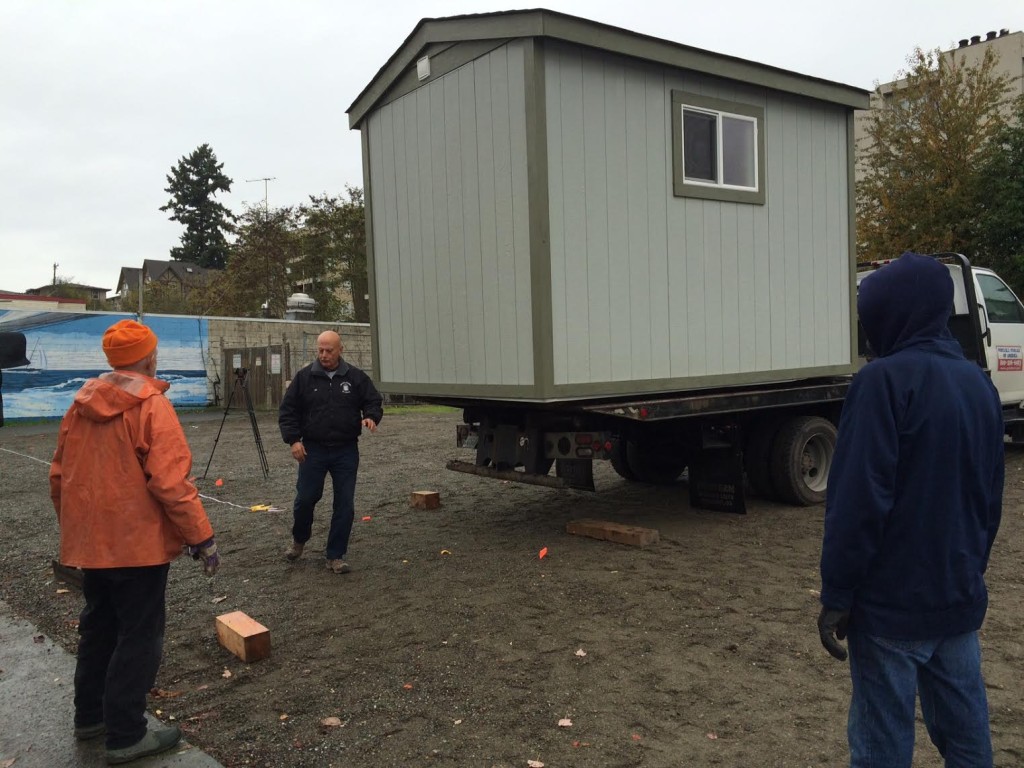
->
xmin=366 ymin=42 xmax=534 ymax=386
xmin=545 ymin=43 xmax=851 ymax=386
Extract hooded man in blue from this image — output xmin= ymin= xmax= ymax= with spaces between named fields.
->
xmin=819 ymin=252 xmax=1003 ymax=767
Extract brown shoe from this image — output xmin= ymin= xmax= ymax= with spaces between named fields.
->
xmin=326 ymin=559 xmax=351 ymax=574
xmin=284 ymin=541 xmax=304 ymax=561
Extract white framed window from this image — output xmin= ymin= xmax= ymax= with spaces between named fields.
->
xmin=672 ymin=91 xmax=765 ymax=205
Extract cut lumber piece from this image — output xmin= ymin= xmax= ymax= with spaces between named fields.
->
xmin=565 ymin=518 xmax=660 ymax=547
xmin=410 ymin=490 xmax=440 ymax=509
xmin=215 ymin=611 xmax=271 ymax=662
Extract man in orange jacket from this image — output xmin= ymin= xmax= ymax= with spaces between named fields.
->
xmin=50 ymin=319 xmax=219 ymax=765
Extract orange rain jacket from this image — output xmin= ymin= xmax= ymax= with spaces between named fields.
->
xmin=49 ymin=371 xmax=214 ymax=568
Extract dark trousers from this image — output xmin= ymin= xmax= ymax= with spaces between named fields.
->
xmin=292 ymin=441 xmax=359 ymax=560
xmin=74 ymin=564 xmax=169 ymax=749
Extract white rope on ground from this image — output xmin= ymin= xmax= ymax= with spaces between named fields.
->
xmin=1 ymin=446 xmax=282 ymax=512
xmin=198 ymin=493 xmax=283 ymax=513
xmin=0 ymin=447 xmax=52 ymax=466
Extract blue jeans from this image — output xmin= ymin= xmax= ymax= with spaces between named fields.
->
xmin=847 ymin=628 xmax=992 ymax=767
xmin=75 ymin=564 xmax=169 ymax=749
xmin=292 ymin=441 xmax=359 ymax=560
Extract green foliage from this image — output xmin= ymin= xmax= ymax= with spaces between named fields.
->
xmin=120 ymin=278 xmax=208 ymax=316
xmin=975 ymin=97 xmax=1024 ymax=294
xmin=857 ymin=47 xmax=1015 ymax=261
xmin=202 ymin=204 xmax=301 ymax=318
xmin=161 ymin=144 xmax=236 ymax=269
xmin=297 ymin=187 xmax=368 ymax=322
xmin=48 ymin=278 xmax=104 ymax=311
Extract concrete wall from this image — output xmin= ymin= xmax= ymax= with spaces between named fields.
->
xmin=205 ymin=318 xmax=372 ymax=404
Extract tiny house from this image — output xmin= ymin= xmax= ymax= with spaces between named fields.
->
xmin=348 ymin=10 xmax=873 ymax=509
xmin=348 ymin=9 xmax=870 ymax=403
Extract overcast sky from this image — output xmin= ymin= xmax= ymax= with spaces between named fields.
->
xmin=1 ymin=0 xmax=1020 ymax=294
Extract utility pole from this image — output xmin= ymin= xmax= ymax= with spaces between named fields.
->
xmin=246 ymin=177 xmax=277 ymax=317
xmin=52 ymin=262 xmax=58 ymax=285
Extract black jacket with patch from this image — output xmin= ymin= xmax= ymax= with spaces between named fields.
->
xmin=278 ymin=359 xmax=383 ymax=447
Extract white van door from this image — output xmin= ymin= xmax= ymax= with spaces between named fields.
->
xmin=974 ymin=269 xmax=1024 ymax=406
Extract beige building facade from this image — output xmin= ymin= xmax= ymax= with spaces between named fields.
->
xmin=855 ymin=27 xmax=1023 ymax=178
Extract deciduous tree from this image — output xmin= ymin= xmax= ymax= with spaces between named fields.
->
xmin=297 ymin=187 xmax=368 ymax=322
xmin=857 ymin=47 xmax=1014 ymax=261
xmin=202 ymin=204 xmax=299 ymax=318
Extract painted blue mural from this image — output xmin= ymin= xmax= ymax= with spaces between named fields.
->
xmin=0 ymin=310 xmax=211 ymax=420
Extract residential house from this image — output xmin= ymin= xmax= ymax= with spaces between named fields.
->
xmin=114 ymin=259 xmax=214 ymax=310
xmin=24 ymin=282 xmax=108 ymax=303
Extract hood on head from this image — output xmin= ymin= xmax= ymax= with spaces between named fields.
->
xmin=858 ymin=252 xmax=953 ymax=357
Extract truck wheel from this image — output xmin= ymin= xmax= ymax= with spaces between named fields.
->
xmin=744 ymin=416 xmax=783 ymax=501
xmin=608 ymin=439 xmax=637 ymax=481
xmin=770 ymin=416 xmax=837 ymax=506
xmin=626 ymin=441 xmax=687 ymax=484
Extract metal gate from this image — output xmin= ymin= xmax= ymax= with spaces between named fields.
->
xmin=221 ymin=346 xmax=285 ymax=410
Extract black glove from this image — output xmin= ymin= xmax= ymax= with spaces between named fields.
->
xmin=817 ymin=607 xmax=850 ymax=661
xmin=187 ymin=537 xmax=220 ymax=576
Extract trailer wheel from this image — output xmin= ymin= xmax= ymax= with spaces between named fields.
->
xmin=770 ymin=416 xmax=837 ymax=506
xmin=608 ymin=439 xmax=637 ymax=481
xmin=626 ymin=441 xmax=687 ymax=485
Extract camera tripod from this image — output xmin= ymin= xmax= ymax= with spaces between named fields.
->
xmin=202 ymin=367 xmax=270 ymax=480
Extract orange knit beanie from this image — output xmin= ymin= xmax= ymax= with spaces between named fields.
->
xmin=102 ymin=319 xmax=158 ymax=368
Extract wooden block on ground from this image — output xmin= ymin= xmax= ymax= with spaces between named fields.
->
xmin=565 ymin=518 xmax=660 ymax=547
xmin=410 ymin=490 xmax=440 ymax=509
xmin=216 ymin=611 xmax=271 ymax=662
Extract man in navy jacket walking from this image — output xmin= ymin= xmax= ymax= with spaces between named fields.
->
xmin=819 ymin=252 xmax=1004 ymax=767
xmin=279 ymin=330 xmax=383 ymax=574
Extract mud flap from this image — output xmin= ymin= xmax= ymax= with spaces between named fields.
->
xmin=688 ymin=429 xmax=746 ymax=514
xmin=555 ymin=458 xmax=595 ymax=491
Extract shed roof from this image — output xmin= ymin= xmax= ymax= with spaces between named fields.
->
xmin=348 ymin=8 xmax=870 ymax=128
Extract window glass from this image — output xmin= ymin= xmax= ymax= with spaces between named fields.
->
xmin=977 ymin=273 xmax=1024 ymax=323
xmin=683 ymin=109 xmax=717 ymax=183
xmin=671 ymin=91 xmax=764 ymax=204
xmin=722 ymin=116 xmax=756 ymax=188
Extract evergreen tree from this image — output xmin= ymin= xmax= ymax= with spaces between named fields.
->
xmin=160 ymin=143 xmax=235 ymax=269
xmin=975 ymin=97 xmax=1024 ymax=295
xmin=856 ymin=47 xmax=1014 ymax=261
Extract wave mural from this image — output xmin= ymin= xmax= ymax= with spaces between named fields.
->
xmin=0 ymin=311 xmax=211 ymax=420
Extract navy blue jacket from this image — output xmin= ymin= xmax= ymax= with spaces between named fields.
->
xmin=820 ymin=253 xmax=1003 ymax=639
xmin=278 ymin=359 xmax=383 ymax=447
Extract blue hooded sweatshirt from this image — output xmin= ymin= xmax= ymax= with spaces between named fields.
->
xmin=820 ymin=252 xmax=1003 ymax=640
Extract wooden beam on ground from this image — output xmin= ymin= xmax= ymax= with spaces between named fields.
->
xmin=565 ymin=519 xmax=660 ymax=547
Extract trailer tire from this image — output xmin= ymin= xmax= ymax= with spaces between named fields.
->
xmin=770 ymin=416 xmax=836 ymax=506
xmin=609 ymin=439 xmax=637 ymax=481
xmin=626 ymin=441 xmax=687 ymax=485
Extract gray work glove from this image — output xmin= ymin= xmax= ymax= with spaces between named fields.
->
xmin=187 ymin=537 xmax=220 ymax=576
xmin=817 ymin=607 xmax=850 ymax=662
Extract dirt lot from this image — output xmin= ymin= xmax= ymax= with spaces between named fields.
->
xmin=1 ymin=408 xmax=1022 ymax=767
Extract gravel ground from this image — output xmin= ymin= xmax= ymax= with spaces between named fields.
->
xmin=1 ymin=408 xmax=1022 ymax=767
